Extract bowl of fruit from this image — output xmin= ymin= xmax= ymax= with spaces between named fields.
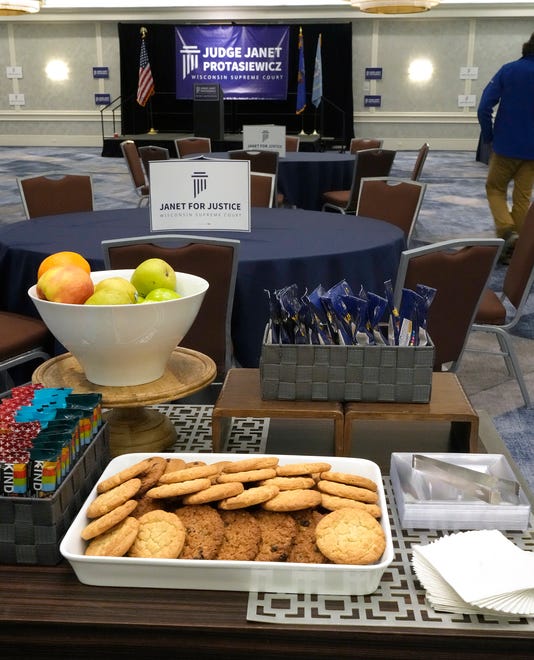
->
xmin=28 ymin=252 xmax=209 ymax=386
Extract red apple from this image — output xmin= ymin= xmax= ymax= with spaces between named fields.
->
xmin=36 ymin=264 xmax=94 ymax=304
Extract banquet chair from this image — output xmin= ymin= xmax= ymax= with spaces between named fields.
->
xmin=467 ymin=202 xmax=534 ymax=407
xmin=138 ymin=145 xmax=170 ymax=181
xmin=0 ymin=311 xmax=52 ymax=397
xmin=101 ymin=234 xmax=240 ymax=383
xmin=411 ymin=142 xmax=430 ymax=181
xmin=285 ymin=135 xmax=300 ymax=152
xmin=250 ymin=172 xmax=275 ymax=208
xmin=393 ymin=237 xmax=504 ymax=373
xmin=175 ymin=137 xmax=212 ymax=158
xmin=17 ymin=173 xmax=94 ymax=219
xmin=321 ymin=148 xmax=396 ymax=214
xmin=350 ymin=138 xmax=383 ymax=154
xmin=356 ymin=177 xmax=427 ymax=246
xmin=229 ymin=149 xmax=281 ymax=207
xmin=120 ymin=140 xmax=149 ymax=207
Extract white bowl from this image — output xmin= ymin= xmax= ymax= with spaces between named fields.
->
xmin=28 ymin=269 xmax=209 ymax=386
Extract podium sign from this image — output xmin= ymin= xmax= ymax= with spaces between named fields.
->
xmin=149 ymin=159 xmax=251 ymax=232
xmin=243 ymin=124 xmax=286 ymax=157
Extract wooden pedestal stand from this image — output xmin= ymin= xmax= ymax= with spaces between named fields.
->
xmin=32 ymin=347 xmax=216 ymax=457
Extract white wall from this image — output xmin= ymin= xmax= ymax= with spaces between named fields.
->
xmin=0 ymin=6 xmax=532 ymax=149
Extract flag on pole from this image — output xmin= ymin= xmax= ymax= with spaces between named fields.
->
xmin=137 ymin=35 xmax=155 ymax=107
xmin=311 ymin=34 xmax=323 ymax=108
xmin=296 ymin=27 xmax=306 ymax=115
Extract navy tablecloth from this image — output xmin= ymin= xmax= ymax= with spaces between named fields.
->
xmin=0 ymin=207 xmax=405 ymax=367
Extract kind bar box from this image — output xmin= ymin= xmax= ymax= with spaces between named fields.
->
xmin=260 ymin=329 xmax=434 ymax=403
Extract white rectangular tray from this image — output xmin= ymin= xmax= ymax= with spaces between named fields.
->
xmin=60 ymin=453 xmax=393 ymax=595
xmin=390 ymin=452 xmax=531 ymax=531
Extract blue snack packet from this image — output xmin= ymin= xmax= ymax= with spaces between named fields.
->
xmin=340 ymin=294 xmax=371 ymax=344
xmin=415 ymin=283 xmax=436 ymax=346
xmin=367 ymin=291 xmax=389 ymax=345
xmin=384 ymin=279 xmax=401 ymax=346
xmin=398 ymin=288 xmax=425 ymax=346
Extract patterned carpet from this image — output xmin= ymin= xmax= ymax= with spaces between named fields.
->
xmin=1 ymin=145 xmax=533 ymax=494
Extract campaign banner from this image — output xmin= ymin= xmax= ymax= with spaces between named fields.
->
xmin=149 ymin=158 xmax=251 ymax=232
xmin=175 ymin=25 xmax=289 ymax=100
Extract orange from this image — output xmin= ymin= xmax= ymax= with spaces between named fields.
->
xmin=37 ymin=251 xmax=91 ymax=280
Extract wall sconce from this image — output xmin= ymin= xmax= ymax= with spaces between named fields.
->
xmin=351 ymin=1 xmax=440 ymax=13
xmin=0 ymin=1 xmax=42 ymax=14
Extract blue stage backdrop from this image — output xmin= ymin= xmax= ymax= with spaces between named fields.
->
xmin=118 ymin=22 xmax=353 ymax=145
xmin=175 ymin=25 xmax=289 ymax=100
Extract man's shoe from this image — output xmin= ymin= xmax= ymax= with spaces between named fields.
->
xmin=498 ymin=231 xmax=519 ymax=265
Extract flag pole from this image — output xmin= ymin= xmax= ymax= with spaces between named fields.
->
xmin=138 ymin=27 xmax=157 ymax=135
xmin=296 ymin=26 xmax=307 ymax=135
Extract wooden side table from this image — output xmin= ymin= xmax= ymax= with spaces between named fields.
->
xmin=343 ymin=372 xmax=479 ymax=456
xmin=211 ymin=368 xmax=345 ymax=455
xmin=33 ymin=347 xmax=216 ymax=457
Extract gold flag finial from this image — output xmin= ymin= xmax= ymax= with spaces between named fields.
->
xmin=140 ymin=26 xmax=147 ymax=39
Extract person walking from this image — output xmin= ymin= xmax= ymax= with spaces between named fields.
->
xmin=477 ymin=32 xmax=534 ymax=264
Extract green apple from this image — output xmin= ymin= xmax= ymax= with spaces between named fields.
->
xmin=144 ymin=287 xmax=181 ymax=302
xmin=84 ymin=289 xmax=132 ymax=305
xmin=94 ymin=276 xmax=137 ymax=303
xmin=130 ymin=258 xmax=176 ymax=297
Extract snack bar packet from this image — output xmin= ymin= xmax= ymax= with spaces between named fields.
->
xmin=398 ymin=288 xmax=425 ymax=346
xmin=265 ymin=288 xmax=294 ymax=344
xmin=340 ymin=294 xmax=371 ymax=344
xmin=415 ymin=284 xmax=436 ymax=346
xmin=277 ymin=284 xmax=301 ymax=344
xmin=306 ymin=285 xmax=335 ymax=345
xmin=384 ymin=279 xmax=401 ymax=345
xmin=366 ymin=292 xmax=389 ymax=345
xmin=320 ymin=280 xmax=356 ymax=345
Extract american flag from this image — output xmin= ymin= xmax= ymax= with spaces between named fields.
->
xmin=137 ymin=38 xmax=155 ymax=107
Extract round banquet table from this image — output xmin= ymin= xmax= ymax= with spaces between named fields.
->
xmin=0 ymin=206 xmax=405 ymax=368
xmin=213 ymin=151 xmax=356 ymax=210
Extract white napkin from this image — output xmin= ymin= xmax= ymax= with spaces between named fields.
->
xmin=412 ymin=529 xmax=534 ymax=617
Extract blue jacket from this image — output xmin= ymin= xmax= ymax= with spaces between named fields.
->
xmin=477 ymin=54 xmax=534 ymax=160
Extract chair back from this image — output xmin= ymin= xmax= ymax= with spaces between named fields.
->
xmin=350 ymin=138 xmax=383 ymax=154
xmin=250 ymin=172 xmax=275 ymax=208
xmin=411 ymin=142 xmax=430 ymax=181
xmin=17 ymin=173 xmax=94 ymax=219
xmin=229 ymin=149 xmax=279 ymax=206
xmin=175 ymin=137 xmax=212 ymax=158
xmin=138 ymin=145 xmax=170 ymax=180
xmin=501 ymin=201 xmax=534 ymax=320
xmin=120 ymin=140 xmax=149 ymax=205
xmin=345 ymin=149 xmax=396 ymax=212
xmin=285 ymin=135 xmax=300 ymax=152
xmin=393 ymin=238 xmax=503 ymax=370
xmin=101 ymin=234 xmax=240 ymax=380
xmin=356 ymin=176 xmax=426 ymax=245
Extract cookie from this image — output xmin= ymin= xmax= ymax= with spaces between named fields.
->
xmin=320 ymin=493 xmax=382 ymax=518
xmin=254 ymin=510 xmax=298 ymax=562
xmin=218 ymin=484 xmax=279 ymax=510
xmin=164 ymin=458 xmax=186 ymax=473
xmin=288 ymin=509 xmax=328 ymax=564
xmin=81 ymin=499 xmax=138 ymax=540
xmin=259 ymin=476 xmax=315 ymax=491
xmin=175 ymin=505 xmax=225 ymax=559
xmin=275 ymin=462 xmax=332 ymax=477
xmin=158 ymin=463 xmax=219 ymax=485
xmin=216 ymin=510 xmax=262 ymax=561
xmin=181 ymin=481 xmax=244 ymax=505
xmin=96 ymin=459 xmax=151 ymax=494
xmin=261 ymin=488 xmax=322 ymax=512
xmin=217 ymin=468 xmax=277 ymax=484
xmin=86 ymin=478 xmax=142 ymax=519
xmin=315 ymin=508 xmax=386 ymax=565
xmin=131 ymin=494 xmax=163 ymax=519
xmin=316 ymin=480 xmax=378 ymax=504
xmin=319 ymin=470 xmax=378 ymax=492
xmin=220 ymin=456 xmax=279 ymax=474
xmin=84 ymin=516 xmax=139 ymax=557
xmin=137 ymin=456 xmax=168 ymax=495
xmin=128 ymin=510 xmax=186 ymax=559
xmin=146 ymin=477 xmax=212 ymax=499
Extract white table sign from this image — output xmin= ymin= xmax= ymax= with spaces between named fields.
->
xmin=149 ymin=158 xmax=251 ymax=232
xmin=243 ymin=124 xmax=286 ymax=157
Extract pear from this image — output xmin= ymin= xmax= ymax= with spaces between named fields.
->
xmin=94 ymin=276 xmax=137 ymax=303
xmin=144 ymin=287 xmax=181 ymax=302
xmin=84 ymin=289 xmax=132 ymax=305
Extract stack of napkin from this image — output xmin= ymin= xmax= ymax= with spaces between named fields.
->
xmin=412 ymin=529 xmax=534 ymax=617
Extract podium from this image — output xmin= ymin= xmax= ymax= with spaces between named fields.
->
xmin=193 ymin=83 xmax=224 ymax=141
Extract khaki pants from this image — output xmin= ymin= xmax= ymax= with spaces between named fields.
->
xmin=486 ymin=153 xmax=534 ymax=238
